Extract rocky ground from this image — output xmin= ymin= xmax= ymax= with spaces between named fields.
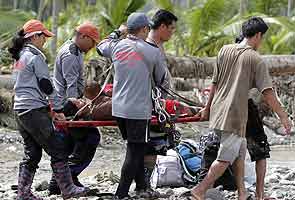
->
xmin=0 ymin=121 xmax=294 ymax=200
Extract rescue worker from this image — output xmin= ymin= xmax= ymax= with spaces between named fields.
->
xmin=97 ymin=12 xmax=167 ymax=199
xmin=48 ymin=21 xmax=101 ymax=195
xmin=9 ymin=19 xmax=89 ymax=200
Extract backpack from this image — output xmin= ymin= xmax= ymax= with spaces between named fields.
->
xmin=200 ymin=131 xmax=237 ymax=191
xmin=150 ymin=150 xmax=185 ymax=188
xmin=175 ymin=139 xmax=203 ymax=184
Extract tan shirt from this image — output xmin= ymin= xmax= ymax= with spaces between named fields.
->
xmin=209 ymin=43 xmax=273 ymax=137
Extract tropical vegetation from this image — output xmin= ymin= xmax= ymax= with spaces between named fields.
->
xmin=0 ymin=0 xmax=294 ymax=67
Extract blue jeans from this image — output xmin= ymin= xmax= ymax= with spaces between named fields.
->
xmin=67 ymin=127 xmax=100 ymax=176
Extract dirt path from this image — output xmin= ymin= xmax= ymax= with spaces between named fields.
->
xmin=0 ymin=124 xmax=294 ymax=200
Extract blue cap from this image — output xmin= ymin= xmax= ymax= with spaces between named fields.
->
xmin=127 ymin=12 xmax=151 ymax=30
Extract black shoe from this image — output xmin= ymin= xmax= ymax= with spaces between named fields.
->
xmin=135 ymin=188 xmax=161 ymax=199
xmin=72 ymin=175 xmax=84 ymax=187
xmin=48 ymin=179 xmax=61 ymax=196
xmin=112 ymin=194 xmax=133 ymax=200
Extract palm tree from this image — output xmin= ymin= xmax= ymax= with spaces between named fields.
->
xmin=0 ymin=9 xmax=33 ymax=48
xmin=175 ymin=0 xmax=238 ymax=56
xmin=154 ymin=0 xmax=295 ymax=56
xmin=51 ymin=0 xmax=58 ymax=57
xmin=239 ymin=0 xmax=248 ymax=15
xmin=249 ymin=0 xmax=289 ymax=16
xmin=97 ymin=0 xmax=146 ymax=36
xmin=13 ymin=0 xmax=18 ymax=9
xmin=37 ymin=0 xmax=45 ymax=20
xmin=287 ymin=0 xmax=294 ymax=17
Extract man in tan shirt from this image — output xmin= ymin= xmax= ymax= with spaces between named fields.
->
xmin=191 ymin=17 xmax=292 ymax=200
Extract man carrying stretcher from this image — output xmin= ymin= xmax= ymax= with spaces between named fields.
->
xmin=49 ymin=22 xmax=101 ymax=195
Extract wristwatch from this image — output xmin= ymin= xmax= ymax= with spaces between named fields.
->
xmin=109 ymin=29 xmax=121 ymax=39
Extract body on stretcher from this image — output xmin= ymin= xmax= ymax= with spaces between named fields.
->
xmin=54 ymin=83 xmax=203 ymax=129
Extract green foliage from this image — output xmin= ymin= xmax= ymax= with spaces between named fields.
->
xmin=153 ymin=0 xmax=174 ymax=11
xmin=249 ymin=0 xmax=289 ymax=16
xmin=160 ymin=0 xmax=295 ymax=57
xmin=98 ymin=0 xmax=146 ymax=35
xmin=0 ymin=48 xmax=13 ymax=66
xmin=0 ymin=8 xmax=34 ymax=48
xmin=1 ymin=0 xmax=295 ymax=66
xmin=44 ymin=0 xmax=146 ymax=61
xmin=161 ymin=0 xmax=239 ymax=56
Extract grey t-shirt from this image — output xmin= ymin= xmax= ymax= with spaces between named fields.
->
xmin=145 ymin=38 xmax=172 ymax=91
xmin=13 ymin=44 xmax=51 ymax=110
xmin=97 ymin=35 xmax=167 ymax=119
xmin=52 ymin=40 xmax=85 ymax=110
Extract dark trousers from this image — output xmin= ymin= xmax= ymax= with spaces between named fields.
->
xmin=67 ymin=127 xmax=100 ymax=176
xmin=246 ymin=99 xmax=270 ymax=162
xmin=15 ymin=107 xmax=68 ymax=172
xmin=115 ymin=118 xmax=149 ymax=198
xmin=115 ymin=142 xmax=146 ymax=198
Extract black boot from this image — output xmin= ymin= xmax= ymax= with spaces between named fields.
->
xmin=48 ymin=174 xmax=61 ymax=196
xmin=72 ymin=175 xmax=84 ymax=187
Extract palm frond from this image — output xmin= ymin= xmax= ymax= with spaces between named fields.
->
xmin=126 ymin=0 xmax=146 ymax=15
xmin=153 ymin=0 xmax=174 ymax=11
xmin=273 ymin=31 xmax=295 ymax=53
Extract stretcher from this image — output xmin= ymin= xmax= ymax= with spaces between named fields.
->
xmin=54 ymin=115 xmax=201 ymax=128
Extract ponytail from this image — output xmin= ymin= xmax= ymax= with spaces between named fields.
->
xmin=235 ymin=33 xmax=244 ymax=44
xmin=8 ymin=29 xmax=26 ymax=60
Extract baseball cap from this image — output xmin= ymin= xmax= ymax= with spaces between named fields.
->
xmin=75 ymin=22 xmax=100 ymax=43
xmin=127 ymin=12 xmax=151 ymax=30
xmin=23 ymin=19 xmax=54 ymax=38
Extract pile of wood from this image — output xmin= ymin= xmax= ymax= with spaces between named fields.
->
xmin=0 ymin=88 xmax=16 ymax=129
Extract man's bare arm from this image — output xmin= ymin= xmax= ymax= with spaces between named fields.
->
xmin=262 ymin=88 xmax=292 ymax=134
xmin=198 ymin=84 xmax=216 ymax=121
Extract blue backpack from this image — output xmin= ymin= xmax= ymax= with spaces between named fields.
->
xmin=175 ymin=140 xmax=203 ymax=183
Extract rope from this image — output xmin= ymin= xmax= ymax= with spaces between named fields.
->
xmin=152 ymin=87 xmax=170 ymax=123
xmin=72 ymin=64 xmax=113 ymax=120
xmin=160 ymin=86 xmax=199 ymax=107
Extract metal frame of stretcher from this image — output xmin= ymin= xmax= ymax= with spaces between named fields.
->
xmin=54 ymin=116 xmax=201 ymax=128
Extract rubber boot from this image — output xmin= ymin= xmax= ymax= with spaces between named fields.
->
xmin=51 ymin=161 xmax=89 ymax=199
xmin=17 ymin=165 xmax=43 ymax=200
xmin=48 ymin=173 xmax=84 ymax=195
xmin=48 ymin=174 xmax=61 ymax=196
xmin=72 ymin=175 xmax=84 ymax=187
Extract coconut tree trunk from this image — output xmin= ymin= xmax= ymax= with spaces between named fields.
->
xmin=239 ymin=0 xmax=248 ymax=15
xmin=288 ymin=0 xmax=293 ymax=17
xmin=51 ymin=0 xmax=58 ymax=57
xmin=240 ymin=0 xmax=248 ymax=16
xmin=37 ymin=0 xmax=45 ymax=20
xmin=13 ymin=0 xmax=18 ymax=9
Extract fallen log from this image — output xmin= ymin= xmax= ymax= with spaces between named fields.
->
xmin=1 ymin=55 xmax=295 ymax=90
xmin=166 ymin=55 xmax=295 ymax=78
xmin=87 ymin=55 xmax=295 ymax=80
xmin=0 ymin=88 xmax=16 ymax=129
xmin=0 ymin=74 xmax=14 ymax=90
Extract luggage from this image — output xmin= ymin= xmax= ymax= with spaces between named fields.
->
xmin=150 ymin=150 xmax=185 ymax=188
